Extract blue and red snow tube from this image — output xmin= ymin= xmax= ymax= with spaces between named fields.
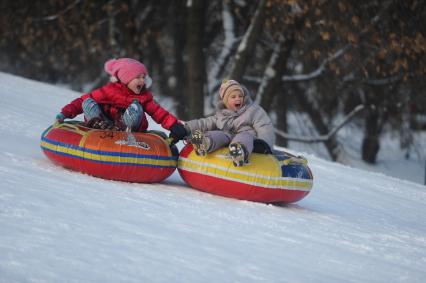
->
xmin=177 ymin=144 xmax=314 ymax=204
xmin=40 ymin=121 xmax=178 ymax=183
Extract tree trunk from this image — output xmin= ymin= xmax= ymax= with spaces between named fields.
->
xmin=172 ymin=0 xmax=187 ymax=118
xmin=226 ymin=0 xmax=266 ymax=81
xmin=361 ymin=87 xmax=388 ymax=164
xmin=259 ymin=36 xmax=293 ymax=110
xmin=293 ymin=83 xmax=345 ymax=162
xmin=361 ymin=100 xmax=381 ymax=163
xmin=257 ymin=35 xmax=294 ymax=147
xmin=362 ymin=107 xmax=381 ymax=163
xmin=149 ymin=32 xmax=172 ymax=99
xmin=186 ymin=0 xmax=206 ymax=119
xmin=275 ymin=90 xmax=288 ymax=147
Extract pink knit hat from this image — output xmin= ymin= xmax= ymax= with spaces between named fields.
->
xmin=104 ymin=58 xmax=148 ymax=85
xmin=219 ymin=79 xmax=244 ymax=103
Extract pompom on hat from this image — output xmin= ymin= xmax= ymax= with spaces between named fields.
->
xmin=104 ymin=58 xmax=152 ymax=87
xmin=219 ymin=79 xmax=245 ymax=104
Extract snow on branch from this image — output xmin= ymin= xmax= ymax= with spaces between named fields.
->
xmin=364 ymin=73 xmax=403 ymax=85
xmin=208 ymin=0 xmax=238 ymax=94
xmin=255 ymin=36 xmax=284 ymax=104
xmin=227 ymin=0 xmax=266 ymax=80
xmin=282 ymin=44 xmax=352 ymax=82
xmin=275 ymin=104 xmax=365 ymax=143
xmin=36 ymin=0 xmax=82 ymax=21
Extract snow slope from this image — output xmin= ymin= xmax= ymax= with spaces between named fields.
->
xmin=0 ymin=72 xmax=425 ymax=283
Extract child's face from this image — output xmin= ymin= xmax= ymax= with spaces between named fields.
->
xmin=127 ymin=74 xmax=146 ymax=94
xmin=226 ymin=90 xmax=245 ymax=112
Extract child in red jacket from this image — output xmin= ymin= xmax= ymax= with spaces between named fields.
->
xmin=55 ymin=58 xmax=187 ymax=140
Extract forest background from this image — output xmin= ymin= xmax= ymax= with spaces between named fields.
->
xmin=1 ymin=0 xmax=425 ymax=166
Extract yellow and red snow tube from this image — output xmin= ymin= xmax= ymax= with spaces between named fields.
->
xmin=178 ymin=144 xmax=313 ymax=204
xmin=40 ymin=122 xmax=177 ymax=183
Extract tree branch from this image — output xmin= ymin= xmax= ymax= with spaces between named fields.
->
xmin=255 ymin=35 xmax=285 ymax=104
xmin=363 ymin=73 xmax=403 ymax=85
xmin=279 ymin=0 xmax=394 ymax=83
xmin=274 ymin=104 xmax=365 ymax=142
xmin=35 ymin=0 xmax=82 ymax=21
xmin=226 ymin=0 xmax=266 ymax=80
xmin=207 ymin=0 xmax=238 ymax=106
xmin=282 ymin=44 xmax=352 ymax=82
xmin=208 ymin=0 xmax=237 ymax=90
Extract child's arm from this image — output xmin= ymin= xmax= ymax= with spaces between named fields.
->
xmin=252 ymin=107 xmax=275 ymax=148
xmin=141 ymin=96 xmax=178 ymax=130
xmin=185 ymin=116 xmax=218 ymax=133
xmin=60 ymin=97 xmax=84 ymax=119
xmin=59 ymin=87 xmax=108 ymax=119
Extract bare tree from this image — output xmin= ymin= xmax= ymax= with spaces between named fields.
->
xmin=171 ymin=0 xmax=187 ymax=118
xmin=226 ymin=0 xmax=266 ymax=81
xmin=186 ymin=0 xmax=207 ymax=118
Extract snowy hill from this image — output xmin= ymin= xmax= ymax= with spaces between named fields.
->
xmin=0 ymin=72 xmax=425 ymax=283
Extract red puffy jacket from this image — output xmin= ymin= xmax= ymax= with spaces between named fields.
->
xmin=61 ymin=82 xmax=177 ymax=132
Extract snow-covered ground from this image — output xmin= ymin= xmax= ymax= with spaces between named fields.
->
xmin=0 ymin=72 xmax=425 ymax=283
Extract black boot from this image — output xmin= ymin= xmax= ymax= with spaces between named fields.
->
xmin=229 ymin=143 xmax=248 ymax=167
xmin=86 ymin=117 xmax=111 ymax=130
xmin=189 ymin=130 xmax=211 ymax=156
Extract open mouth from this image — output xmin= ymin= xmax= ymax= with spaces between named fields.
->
xmin=235 ymin=103 xmax=241 ymax=108
xmin=136 ymin=84 xmax=143 ymax=91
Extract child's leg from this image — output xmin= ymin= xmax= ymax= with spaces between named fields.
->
xmin=122 ymin=100 xmax=144 ymax=131
xmin=189 ymin=130 xmax=231 ymax=156
xmin=204 ymin=130 xmax=232 ymax=153
xmin=229 ymin=132 xmax=255 ymax=166
xmin=82 ymin=98 xmax=103 ymax=120
xmin=82 ymin=98 xmax=111 ymax=129
xmin=230 ymin=132 xmax=255 ymax=154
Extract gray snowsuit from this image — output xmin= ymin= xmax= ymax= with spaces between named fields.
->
xmin=185 ymin=94 xmax=275 ymax=155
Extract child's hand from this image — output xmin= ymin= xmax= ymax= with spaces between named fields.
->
xmin=55 ymin=113 xmax=65 ymax=124
xmin=169 ymin=123 xmax=188 ymax=141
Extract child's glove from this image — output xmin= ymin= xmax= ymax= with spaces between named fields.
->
xmin=169 ymin=123 xmax=189 ymax=141
xmin=55 ymin=113 xmax=66 ymax=123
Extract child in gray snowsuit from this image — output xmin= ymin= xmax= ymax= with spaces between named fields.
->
xmin=185 ymin=79 xmax=275 ymax=166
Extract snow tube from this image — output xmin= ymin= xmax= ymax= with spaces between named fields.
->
xmin=178 ymin=144 xmax=313 ymax=204
xmin=40 ymin=121 xmax=178 ymax=183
